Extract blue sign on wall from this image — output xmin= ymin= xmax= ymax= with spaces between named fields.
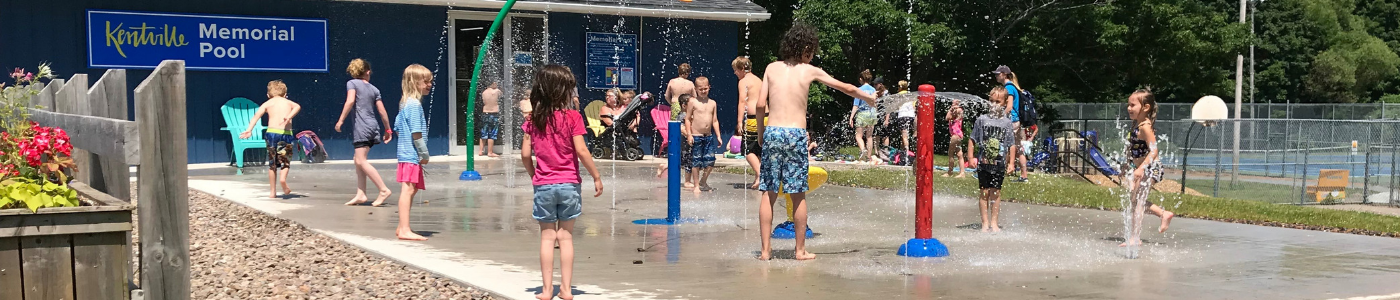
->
xmin=87 ymin=10 xmax=328 ymax=72
xmin=585 ymin=32 xmax=637 ymax=90
xmin=514 ymin=51 xmax=533 ymax=66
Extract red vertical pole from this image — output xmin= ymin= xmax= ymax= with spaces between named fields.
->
xmin=915 ymin=84 xmax=936 ymax=239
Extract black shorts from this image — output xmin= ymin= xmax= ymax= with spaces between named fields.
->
xmin=352 ymin=135 xmax=381 ymax=149
xmin=879 ymin=120 xmax=900 ymax=138
xmin=978 ymin=168 xmax=1005 ymax=189
xmin=743 ymin=131 xmax=762 ymax=156
xmin=898 ymin=117 xmax=915 ymax=132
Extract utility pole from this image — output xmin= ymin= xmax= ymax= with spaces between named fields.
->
xmin=1250 ymin=0 xmax=1257 ymax=151
xmin=1233 ymin=0 xmax=1245 ymax=186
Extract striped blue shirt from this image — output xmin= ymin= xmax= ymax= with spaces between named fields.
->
xmin=395 ymin=98 xmax=428 ymax=163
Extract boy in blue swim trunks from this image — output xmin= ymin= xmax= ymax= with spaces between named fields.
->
xmin=686 ymin=77 xmax=721 ymax=191
xmin=240 ymin=80 xmax=302 ymax=199
xmin=478 ymin=82 xmax=502 ymax=157
xmin=754 ymin=22 xmax=878 ymax=261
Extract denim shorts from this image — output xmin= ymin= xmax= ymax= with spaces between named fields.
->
xmin=533 ymin=183 xmax=582 ymax=223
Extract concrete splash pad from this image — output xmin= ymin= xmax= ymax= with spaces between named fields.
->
xmin=190 ymin=160 xmax=1400 ymax=300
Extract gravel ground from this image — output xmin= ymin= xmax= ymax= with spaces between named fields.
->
xmin=130 ymin=189 xmax=496 ymax=300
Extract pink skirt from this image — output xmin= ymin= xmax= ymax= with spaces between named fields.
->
xmin=397 ymin=162 xmax=425 ymax=190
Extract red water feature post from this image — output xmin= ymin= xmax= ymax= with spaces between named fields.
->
xmin=914 ymin=84 xmax=936 ymax=239
xmin=898 ymin=84 xmax=947 ymax=257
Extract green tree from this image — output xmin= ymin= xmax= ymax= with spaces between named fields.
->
xmin=746 ymin=0 xmax=1247 ymax=123
xmin=1258 ymin=0 xmax=1400 ymax=103
xmin=1356 ymin=0 xmax=1400 ymax=101
xmin=748 ymin=0 xmax=957 ymax=129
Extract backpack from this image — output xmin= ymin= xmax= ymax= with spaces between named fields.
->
xmin=295 ymin=130 xmax=328 ymax=163
xmin=1014 ymin=85 xmax=1038 ymax=127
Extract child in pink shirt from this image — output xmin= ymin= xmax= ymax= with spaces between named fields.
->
xmin=520 ymin=64 xmax=602 ymax=300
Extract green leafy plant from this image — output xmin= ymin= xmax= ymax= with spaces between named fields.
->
xmin=0 ymin=177 xmax=78 ymax=212
xmin=1 ymin=63 xmax=54 ymax=133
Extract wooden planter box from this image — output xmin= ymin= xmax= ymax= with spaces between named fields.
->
xmin=0 ymin=182 xmax=134 ymax=300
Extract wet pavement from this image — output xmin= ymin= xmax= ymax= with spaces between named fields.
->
xmin=189 ymin=158 xmax=1400 ymax=300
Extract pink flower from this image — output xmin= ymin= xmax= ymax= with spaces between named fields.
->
xmin=23 ymin=72 xmax=32 ymax=81
xmin=32 ymin=135 xmax=49 ymax=149
xmin=9 ymin=68 xmax=23 ymax=79
xmin=21 ymin=149 xmax=40 ymax=166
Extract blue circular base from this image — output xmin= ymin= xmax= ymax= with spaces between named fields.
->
xmin=632 ymin=218 xmax=703 ymax=225
xmin=770 ymin=221 xmax=815 ymax=239
xmin=459 ymin=170 xmax=482 ymax=181
xmin=897 ymin=238 xmax=950 ymax=257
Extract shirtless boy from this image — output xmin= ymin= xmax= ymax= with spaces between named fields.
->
xmin=479 ymin=82 xmax=502 ymax=157
xmin=733 ymin=56 xmax=765 ymax=189
xmin=241 ymin=80 xmax=303 ymax=199
xmin=686 ymin=77 xmax=722 ymax=191
xmin=665 ymin=63 xmax=697 ymax=121
xmin=755 ymin=23 xmax=877 ymax=261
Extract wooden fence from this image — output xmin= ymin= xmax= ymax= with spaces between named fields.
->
xmin=3 ymin=60 xmax=189 ymax=299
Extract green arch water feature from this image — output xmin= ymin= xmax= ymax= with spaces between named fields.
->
xmin=461 ymin=0 xmax=518 ymax=180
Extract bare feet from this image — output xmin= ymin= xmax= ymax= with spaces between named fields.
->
xmin=794 ymin=250 xmax=817 ymax=260
xmin=1159 ymin=211 xmax=1175 ymax=233
xmin=370 ymin=190 xmax=392 ymax=207
xmin=344 ymin=196 xmax=368 ymax=206
xmin=980 ymin=226 xmax=990 ymax=233
xmin=941 ymin=173 xmax=950 ymax=177
xmin=559 ymin=289 xmax=574 ymax=300
xmin=955 ymin=173 xmax=966 ymax=178
xmin=396 ymin=229 xmax=428 ymax=241
xmin=488 ymin=153 xmax=500 ymax=157
xmin=536 ymin=289 xmax=553 ymax=300
xmin=269 ymin=194 xmax=279 ymax=199
xmin=282 ymin=185 xmax=292 ymax=196
xmin=1118 ymin=239 xmax=1142 ymax=247
xmin=757 ymin=249 xmax=771 ymax=261
xmin=991 ymin=225 xmax=1002 ymax=233
xmin=683 ymin=182 xmax=696 ymax=188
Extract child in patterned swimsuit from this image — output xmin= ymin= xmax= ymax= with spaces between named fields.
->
xmin=240 ymin=80 xmax=302 ymax=199
xmin=753 ymin=22 xmax=878 ymax=261
xmin=1120 ymin=88 xmax=1175 ymax=247
xmin=945 ymin=98 xmax=966 ymax=178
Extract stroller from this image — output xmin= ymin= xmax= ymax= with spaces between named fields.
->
xmin=590 ymin=93 xmax=653 ymax=161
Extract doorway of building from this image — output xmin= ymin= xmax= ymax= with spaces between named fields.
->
xmin=453 ymin=18 xmax=494 ymax=152
xmin=449 ymin=12 xmax=547 ymax=156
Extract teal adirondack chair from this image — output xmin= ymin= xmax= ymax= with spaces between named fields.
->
xmin=220 ymin=97 xmax=264 ymax=174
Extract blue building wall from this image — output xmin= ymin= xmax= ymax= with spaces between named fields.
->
xmin=0 ymin=0 xmax=451 ymax=163
xmin=549 ymin=14 xmax=740 ymax=155
xmin=0 ymin=0 xmax=744 ymax=162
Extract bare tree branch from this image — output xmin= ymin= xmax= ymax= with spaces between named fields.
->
xmin=992 ymin=0 xmax=1108 ymax=43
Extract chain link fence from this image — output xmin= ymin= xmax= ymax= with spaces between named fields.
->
xmin=1053 ymin=119 xmax=1400 ymax=206
xmin=1049 ymin=103 xmax=1400 ymax=120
